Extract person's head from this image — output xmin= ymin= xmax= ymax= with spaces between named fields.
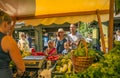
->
xmin=116 ymin=30 xmax=120 ymax=36
xmin=0 ymin=10 xmax=12 ymax=34
xmin=48 ymin=40 xmax=54 ymax=48
xmin=64 ymin=42 xmax=70 ymax=49
xmin=57 ymin=28 xmax=65 ymax=37
xmin=21 ymin=33 xmax=26 ymax=40
xmin=44 ymin=33 xmax=48 ymax=36
xmin=70 ymin=24 xmax=77 ymax=34
xmin=26 ymin=33 xmax=31 ymax=38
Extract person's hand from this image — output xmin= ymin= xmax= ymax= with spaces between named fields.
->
xmin=71 ymin=42 xmax=77 ymax=46
xmin=17 ymin=70 xmax=24 ymax=77
xmin=45 ymin=53 xmax=48 ymax=56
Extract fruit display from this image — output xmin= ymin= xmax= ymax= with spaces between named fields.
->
xmin=72 ymin=40 xmax=96 ymax=57
xmin=54 ymin=55 xmax=72 ymax=73
xmin=71 ymin=40 xmax=96 ymax=72
xmin=64 ymin=41 xmax=120 ymax=78
xmin=72 ymin=39 xmax=104 ymax=63
xmin=52 ymin=53 xmax=73 ymax=78
xmin=47 ymin=55 xmax=60 ymax=61
xmin=20 ymin=50 xmax=31 ymax=58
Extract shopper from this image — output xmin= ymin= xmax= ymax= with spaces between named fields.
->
xmin=54 ymin=28 xmax=67 ymax=54
xmin=18 ymin=33 xmax=30 ymax=52
xmin=26 ymin=33 xmax=32 ymax=48
xmin=43 ymin=33 xmax=49 ymax=51
xmin=0 ymin=10 xmax=25 ymax=78
xmin=67 ymin=23 xmax=82 ymax=49
xmin=115 ymin=30 xmax=120 ymax=41
xmin=45 ymin=40 xmax=57 ymax=56
xmin=62 ymin=42 xmax=71 ymax=55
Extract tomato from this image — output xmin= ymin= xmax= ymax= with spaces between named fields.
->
xmin=47 ymin=55 xmax=60 ymax=61
xmin=32 ymin=53 xmax=38 ymax=56
xmin=36 ymin=52 xmax=45 ymax=56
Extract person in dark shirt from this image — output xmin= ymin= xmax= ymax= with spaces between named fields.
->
xmin=0 ymin=10 xmax=25 ymax=78
xmin=43 ymin=33 xmax=49 ymax=51
xmin=26 ymin=33 xmax=32 ymax=48
xmin=54 ymin=28 xmax=67 ymax=54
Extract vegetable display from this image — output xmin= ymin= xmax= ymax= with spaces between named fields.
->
xmin=64 ymin=41 xmax=120 ymax=78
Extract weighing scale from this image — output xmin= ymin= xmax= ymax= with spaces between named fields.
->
xmin=21 ymin=56 xmax=46 ymax=78
xmin=23 ymin=56 xmax=46 ymax=68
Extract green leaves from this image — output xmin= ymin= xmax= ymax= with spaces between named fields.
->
xmin=66 ymin=41 xmax=120 ymax=78
xmin=115 ymin=0 xmax=120 ymax=15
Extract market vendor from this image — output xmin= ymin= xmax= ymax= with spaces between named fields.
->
xmin=0 ymin=10 xmax=25 ymax=78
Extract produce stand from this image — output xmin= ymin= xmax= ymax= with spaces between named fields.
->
xmin=22 ymin=56 xmax=46 ymax=78
xmin=49 ymin=53 xmax=73 ymax=78
xmin=51 ymin=63 xmax=64 ymax=78
xmin=0 ymin=0 xmax=116 ymax=78
xmin=52 ymin=72 xmax=64 ymax=78
xmin=0 ymin=0 xmax=110 ymax=52
xmin=51 ymin=61 xmax=72 ymax=78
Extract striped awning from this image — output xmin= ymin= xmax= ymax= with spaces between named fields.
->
xmin=0 ymin=0 xmax=110 ymax=26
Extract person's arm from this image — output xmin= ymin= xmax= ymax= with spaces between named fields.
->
xmin=2 ymin=36 xmax=25 ymax=73
xmin=67 ymin=35 xmax=72 ymax=46
xmin=45 ymin=48 xmax=48 ymax=56
xmin=53 ymin=39 xmax=56 ymax=47
xmin=53 ymin=48 xmax=57 ymax=55
xmin=17 ymin=40 xmax=21 ymax=49
xmin=26 ymin=39 xmax=29 ymax=46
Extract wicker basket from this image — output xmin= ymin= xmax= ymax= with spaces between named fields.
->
xmin=72 ymin=39 xmax=94 ymax=72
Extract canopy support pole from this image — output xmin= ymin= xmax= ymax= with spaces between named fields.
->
xmin=96 ymin=10 xmax=106 ymax=53
xmin=108 ymin=0 xmax=114 ymax=51
xmin=34 ymin=26 xmax=43 ymax=51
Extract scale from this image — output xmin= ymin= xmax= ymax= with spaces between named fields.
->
xmin=21 ymin=56 xmax=46 ymax=78
xmin=23 ymin=56 xmax=46 ymax=68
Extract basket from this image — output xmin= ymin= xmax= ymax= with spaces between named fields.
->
xmin=72 ymin=39 xmax=94 ymax=72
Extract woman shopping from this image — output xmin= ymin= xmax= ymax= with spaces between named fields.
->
xmin=54 ymin=28 xmax=67 ymax=54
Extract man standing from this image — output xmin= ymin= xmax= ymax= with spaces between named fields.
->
xmin=67 ymin=24 xmax=82 ymax=49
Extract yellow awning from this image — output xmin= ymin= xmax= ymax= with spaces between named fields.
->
xmin=0 ymin=0 xmax=109 ymax=25
xmin=35 ymin=0 xmax=109 ymax=16
xmin=22 ymin=0 xmax=110 ymax=26
xmin=19 ymin=14 xmax=109 ymax=26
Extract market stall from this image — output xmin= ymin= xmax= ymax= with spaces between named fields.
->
xmin=0 ymin=0 xmax=110 ymax=52
xmin=0 ymin=0 xmax=116 ymax=78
